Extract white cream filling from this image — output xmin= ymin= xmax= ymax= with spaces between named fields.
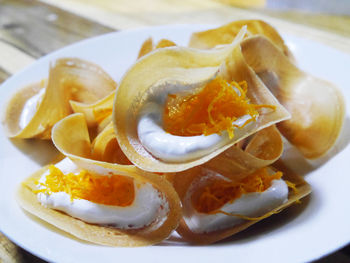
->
xmin=19 ymin=88 xmax=45 ymax=129
xmin=182 ymin=171 xmax=288 ymax=234
xmin=37 ymin=158 xmax=168 ymax=229
xmin=137 ymin=82 xmax=253 ymax=162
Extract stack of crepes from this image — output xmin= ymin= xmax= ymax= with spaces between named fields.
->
xmin=3 ymin=20 xmax=345 ymax=246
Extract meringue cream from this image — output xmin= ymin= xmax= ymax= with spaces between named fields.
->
xmin=36 ymin=158 xmax=169 ymax=229
xmin=137 ymin=78 xmax=257 ymax=163
xmin=19 ymin=88 xmax=45 ymax=129
xmin=182 ymin=169 xmax=288 ymax=233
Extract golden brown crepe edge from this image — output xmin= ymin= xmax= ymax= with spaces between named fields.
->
xmin=17 ymin=162 xmax=182 ymax=247
xmin=174 ymin=161 xmax=311 ymax=244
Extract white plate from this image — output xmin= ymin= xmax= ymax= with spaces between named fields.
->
xmin=0 ymin=24 xmax=349 ymax=263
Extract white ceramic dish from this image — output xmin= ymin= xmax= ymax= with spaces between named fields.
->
xmin=0 ymin=24 xmax=349 ymax=263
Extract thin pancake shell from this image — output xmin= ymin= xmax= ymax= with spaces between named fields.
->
xmin=70 ymin=91 xmax=115 ymax=128
xmin=92 ymin=121 xmax=132 ymax=164
xmin=203 ymin=125 xmax=284 ymax=180
xmin=17 ymin=113 xmax=182 ymax=246
xmin=3 ymin=58 xmax=116 ymax=139
xmin=137 ymin=38 xmax=176 ymax=59
xmin=17 ymin=161 xmax=182 ymax=246
xmin=241 ymin=36 xmax=345 ymax=158
xmin=189 ymin=19 xmax=293 ymax=59
xmin=113 ymin=30 xmax=290 ymax=173
xmin=174 ymin=161 xmax=311 ymax=244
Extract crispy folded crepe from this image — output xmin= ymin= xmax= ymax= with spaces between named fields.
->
xmin=173 ymin=161 xmax=311 ymax=244
xmin=18 ymin=162 xmax=182 ymax=246
xmin=51 ymin=58 xmax=117 ymax=104
xmin=189 ymin=19 xmax=294 ymax=60
xmin=138 ymin=38 xmax=176 ymax=59
xmin=92 ymin=121 xmax=132 ymax=164
xmin=113 ymin=27 xmax=290 ymax=173
xmin=17 ymin=113 xmax=182 ymax=246
xmin=240 ymin=36 xmax=345 ymax=158
xmin=70 ymin=91 xmax=115 ymax=128
xmin=69 ymin=38 xmax=176 ymax=128
xmin=3 ymin=58 xmax=116 ymax=139
xmin=203 ymin=125 xmax=284 ymax=180
xmin=172 ymin=124 xmax=308 ymax=244
xmin=189 ymin=22 xmax=345 ymax=158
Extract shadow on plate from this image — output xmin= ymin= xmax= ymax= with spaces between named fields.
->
xmin=159 ymin=193 xmax=313 ymax=247
xmin=215 ymin=193 xmax=313 ymax=246
xmin=10 ymin=138 xmax=59 ymax=166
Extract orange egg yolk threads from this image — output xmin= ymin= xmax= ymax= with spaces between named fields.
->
xmin=163 ymin=77 xmax=273 ymax=139
xmin=37 ymin=165 xmax=135 ymax=206
xmin=193 ymin=168 xmax=283 ymax=214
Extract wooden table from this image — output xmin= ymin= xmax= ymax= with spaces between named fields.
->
xmin=1 ymin=0 xmax=349 ymax=261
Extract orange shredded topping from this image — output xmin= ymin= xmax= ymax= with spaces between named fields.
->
xmin=285 ymin=180 xmax=298 ymax=194
xmin=193 ymin=167 xmax=283 ymax=214
xmin=163 ymin=76 xmax=275 ymax=139
xmin=36 ymin=165 xmax=135 ymax=206
xmin=285 ymin=180 xmax=301 ymax=204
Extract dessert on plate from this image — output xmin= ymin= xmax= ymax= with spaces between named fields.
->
xmin=3 ymin=20 xmax=345 ymax=246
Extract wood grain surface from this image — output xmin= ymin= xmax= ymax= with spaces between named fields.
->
xmin=0 ymin=0 xmax=112 ymax=74
xmin=0 ymin=68 xmax=9 ymax=83
xmin=0 ymin=0 xmax=112 ymax=57
xmin=0 ymin=0 xmax=349 ymax=262
xmin=40 ymin=0 xmax=350 ymax=54
xmin=0 ymin=1 xmax=112 ymax=262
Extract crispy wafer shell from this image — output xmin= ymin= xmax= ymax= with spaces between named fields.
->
xmin=191 ymin=23 xmax=345 ymax=158
xmin=241 ymin=36 xmax=345 ymax=158
xmin=70 ymin=91 xmax=115 ymax=127
xmin=3 ymin=81 xmax=49 ymax=138
xmin=189 ymin=19 xmax=293 ymax=59
xmin=92 ymin=122 xmax=132 ymax=164
xmin=174 ymin=161 xmax=311 ymax=244
xmin=137 ymin=38 xmax=176 ymax=59
xmin=17 ymin=163 xmax=182 ymax=247
xmin=17 ymin=113 xmax=182 ymax=246
xmin=3 ymin=58 xmax=116 ymax=139
xmin=113 ymin=28 xmax=290 ymax=173
xmin=203 ymin=125 xmax=284 ymax=180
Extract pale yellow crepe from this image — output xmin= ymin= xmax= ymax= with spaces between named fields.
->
xmin=70 ymin=91 xmax=115 ymax=128
xmin=92 ymin=121 xmax=132 ymax=164
xmin=173 ymin=161 xmax=311 ymax=244
xmin=113 ymin=28 xmax=290 ymax=173
xmin=70 ymin=38 xmax=176 ymax=128
xmin=241 ymin=36 xmax=345 ymax=158
xmin=188 ymin=21 xmax=345 ymax=158
xmin=203 ymin=125 xmax=284 ymax=180
xmin=17 ymin=113 xmax=182 ymax=246
xmin=3 ymin=58 xmax=116 ymax=139
xmin=138 ymin=38 xmax=177 ymax=58
xmin=189 ymin=19 xmax=293 ymax=59
xmin=172 ymin=124 xmax=309 ymax=244
xmin=18 ymin=162 xmax=181 ymax=247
